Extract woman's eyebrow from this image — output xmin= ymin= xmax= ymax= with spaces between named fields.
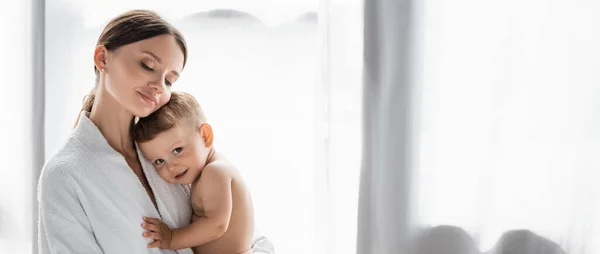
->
xmin=142 ymin=50 xmax=162 ymax=63
xmin=142 ymin=50 xmax=180 ymax=77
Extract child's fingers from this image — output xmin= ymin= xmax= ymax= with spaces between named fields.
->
xmin=143 ymin=216 xmax=162 ymax=225
xmin=147 ymin=240 xmax=161 ymax=248
xmin=141 ymin=223 xmax=160 ymax=232
xmin=142 ymin=231 xmax=161 ymax=240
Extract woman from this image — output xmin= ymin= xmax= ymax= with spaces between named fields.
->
xmin=37 ymin=10 xmax=273 ymax=254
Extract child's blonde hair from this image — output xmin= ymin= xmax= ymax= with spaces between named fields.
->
xmin=133 ymin=91 xmax=207 ymax=143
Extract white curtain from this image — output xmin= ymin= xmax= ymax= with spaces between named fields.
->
xmin=358 ymin=0 xmax=600 ymax=253
xmin=315 ymin=1 xmax=363 ymax=253
xmin=0 ymin=0 xmax=44 ymax=253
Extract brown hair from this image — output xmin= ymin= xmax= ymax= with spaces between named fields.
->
xmin=133 ymin=91 xmax=207 ymax=143
xmin=75 ymin=10 xmax=188 ymax=126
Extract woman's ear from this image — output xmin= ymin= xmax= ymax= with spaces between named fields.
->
xmin=199 ymin=123 xmax=213 ymax=147
xmin=93 ymin=45 xmax=108 ymax=72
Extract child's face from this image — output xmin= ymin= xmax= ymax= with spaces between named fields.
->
xmin=139 ymin=122 xmax=209 ymax=185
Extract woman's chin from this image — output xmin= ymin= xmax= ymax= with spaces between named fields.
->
xmin=132 ymin=107 xmax=156 ymax=119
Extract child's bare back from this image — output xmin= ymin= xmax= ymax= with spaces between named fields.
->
xmin=190 ymin=156 xmax=254 ymax=254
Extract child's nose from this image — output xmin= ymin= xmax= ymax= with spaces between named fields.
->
xmin=168 ymin=163 xmax=180 ymax=172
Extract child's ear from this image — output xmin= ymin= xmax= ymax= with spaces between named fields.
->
xmin=199 ymin=123 xmax=213 ymax=147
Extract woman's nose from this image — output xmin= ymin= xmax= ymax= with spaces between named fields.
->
xmin=149 ymin=75 xmax=167 ymax=93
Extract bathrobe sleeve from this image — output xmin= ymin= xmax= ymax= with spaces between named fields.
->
xmin=38 ymin=169 xmax=103 ymax=254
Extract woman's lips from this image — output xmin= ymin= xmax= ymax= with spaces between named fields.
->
xmin=138 ymin=91 xmax=158 ymax=106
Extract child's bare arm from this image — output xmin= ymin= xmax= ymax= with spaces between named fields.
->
xmin=168 ymin=164 xmax=233 ymax=250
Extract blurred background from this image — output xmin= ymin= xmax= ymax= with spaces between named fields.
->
xmin=4 ymin=0 xmax=600 ymax=253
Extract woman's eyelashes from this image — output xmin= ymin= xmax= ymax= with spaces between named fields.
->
xmin=141 ymin=62 xmax=173 ymax=86
xmin=141 ymin=62 xmax=153 ymax=71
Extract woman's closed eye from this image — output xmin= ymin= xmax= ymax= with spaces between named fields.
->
xmin=141 ymin=62 xmax=153 ymax=71
xmin=141 ymin=62 xmax=173 ymax=86
xmin=172 ymin=147 xmax=182 ymax=155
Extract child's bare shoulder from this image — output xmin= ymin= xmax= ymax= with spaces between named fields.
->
xmin=191 ymin=160 xmax=235 ymax=195
xmin=203 ymin=160 xmax=236 ymax=179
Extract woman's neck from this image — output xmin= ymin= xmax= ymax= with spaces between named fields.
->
xmin=89 ymin=87 xmax=136 ymax=157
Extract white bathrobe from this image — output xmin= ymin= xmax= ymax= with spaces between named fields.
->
xmin=38 ymin=112 xmax=274 ymax=254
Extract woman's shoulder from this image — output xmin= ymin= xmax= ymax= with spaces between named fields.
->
xmin=41 ymin=132 xmax=92 ymax=179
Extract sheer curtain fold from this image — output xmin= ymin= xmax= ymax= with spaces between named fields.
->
xmin=357 ymin=0 xmax=417 ymax=253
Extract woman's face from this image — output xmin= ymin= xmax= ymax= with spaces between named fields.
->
xmin=99 ymin=34 xmax=185 ymax=117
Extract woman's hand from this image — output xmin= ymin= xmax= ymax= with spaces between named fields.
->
xmin=142 ymin=216 xmax=173 ymax=249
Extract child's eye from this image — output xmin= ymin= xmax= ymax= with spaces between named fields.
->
xmin=165 ymin=79 xmax=172 ymax=87
xmin=154 ymin=159 xmax=164 ymax=165
xmin=172 ymin=147 xmax=182 ymax=155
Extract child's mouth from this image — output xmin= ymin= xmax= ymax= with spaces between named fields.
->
xmin=175 ymin=169 xmax=188 ymax=179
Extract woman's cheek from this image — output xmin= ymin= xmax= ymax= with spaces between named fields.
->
xmin=160 ymin=92 xmax=172 ymax=107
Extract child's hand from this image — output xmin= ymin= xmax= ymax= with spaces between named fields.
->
xmin=142 ymin=217 xmax=173 ymax=249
